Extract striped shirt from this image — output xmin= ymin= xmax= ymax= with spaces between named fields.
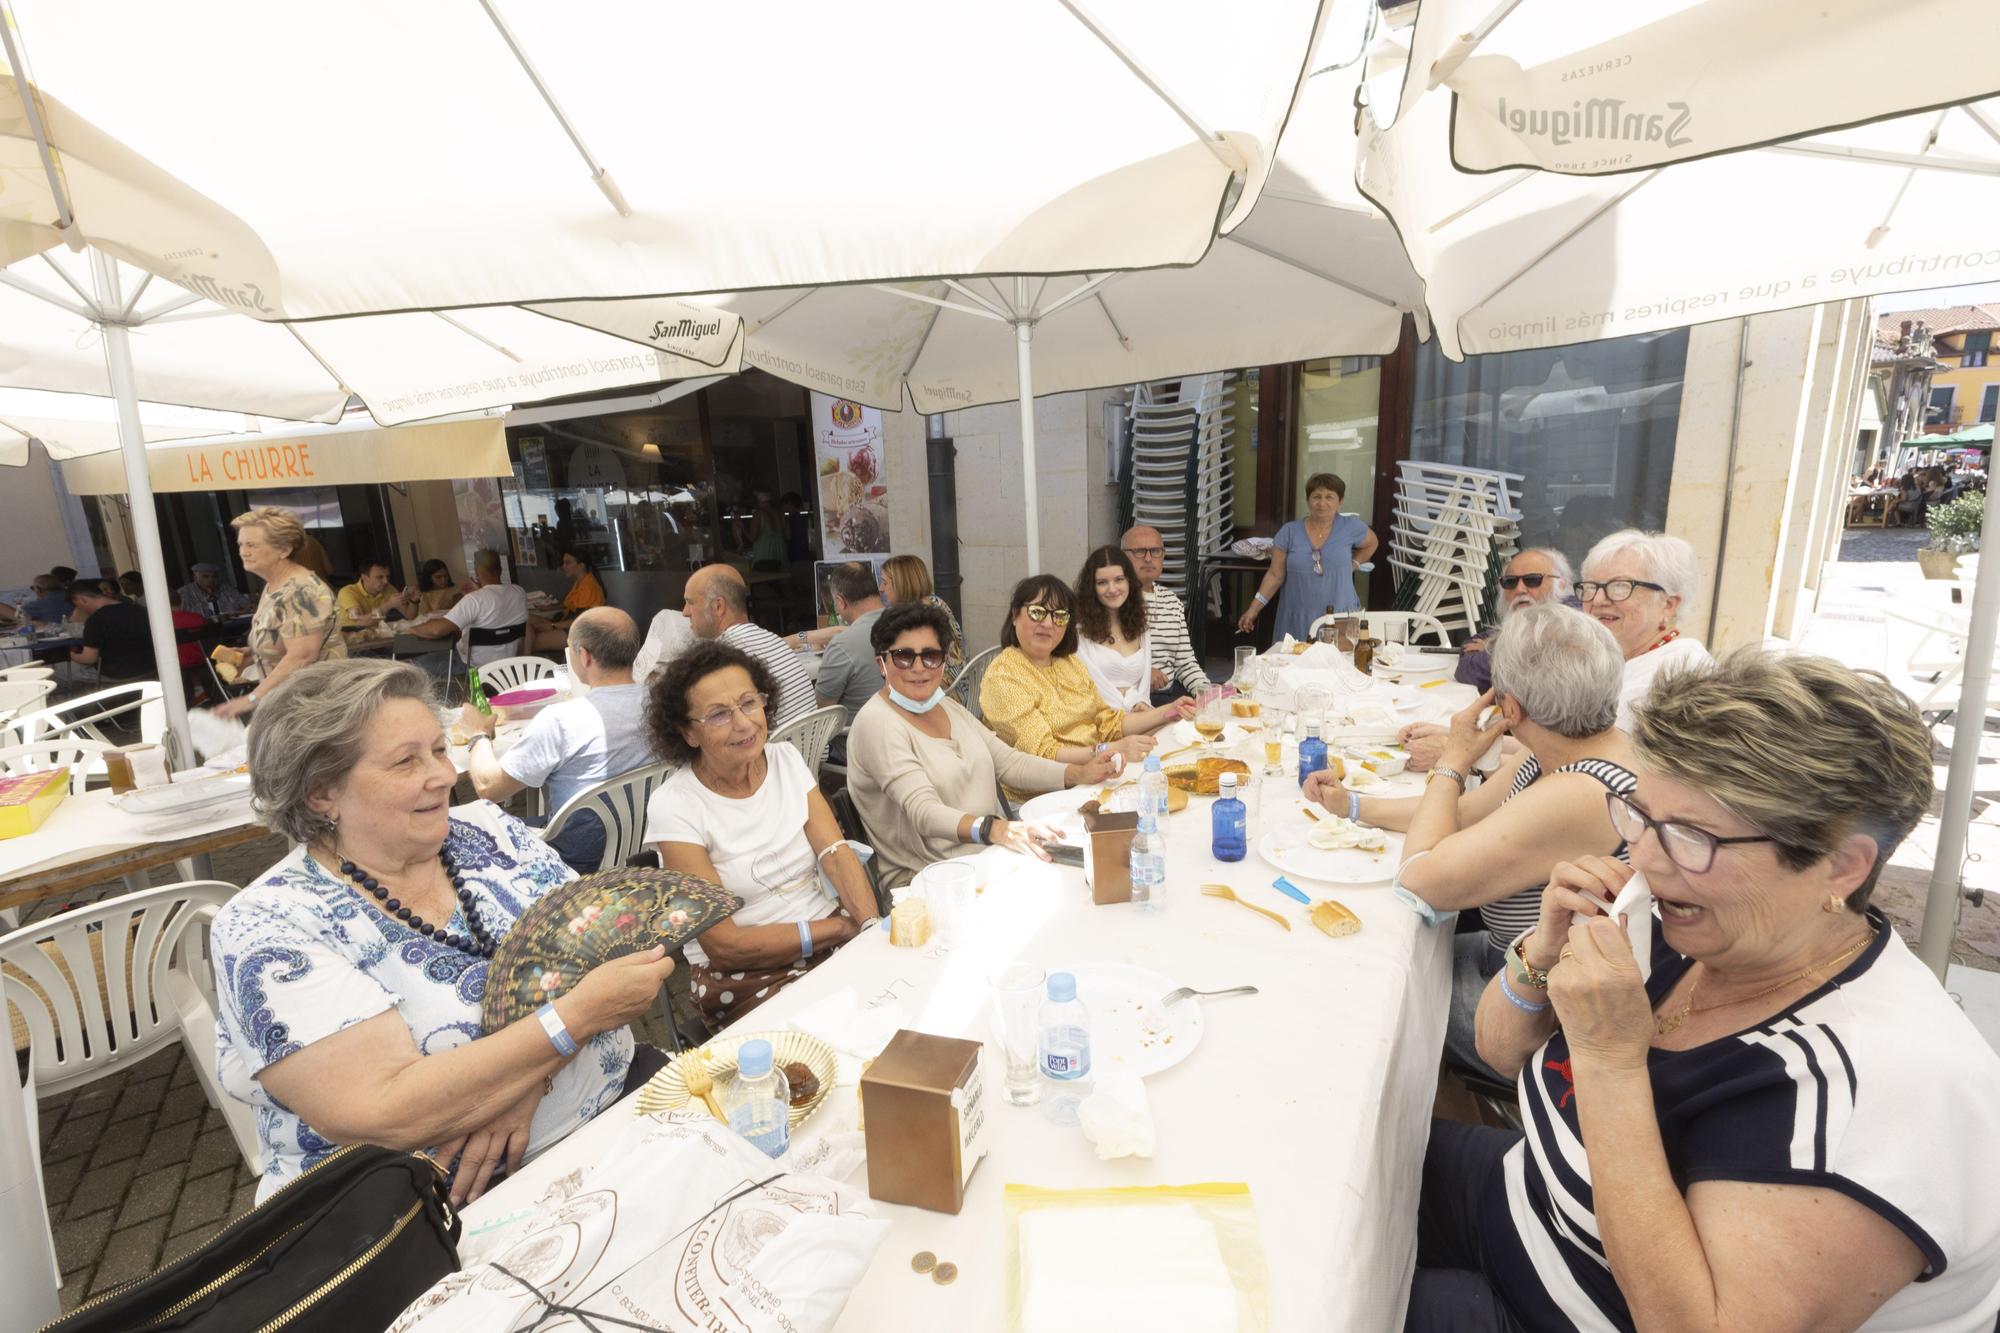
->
xmin=1489 ymin=920 xmax=2000 ymax=1331
xmin=719 ymin=621 xmax=815 ymax=730
xmin=1141 ymin=585 xmax=1209 ymax=693
xmin=1481 ymin=755 xmax=1638 ymax=950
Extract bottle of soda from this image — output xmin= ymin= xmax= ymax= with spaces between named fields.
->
xmin=1298 ymin=720 xmax=1328 ymax=788
xmin=1211 ymin=772 xmax=1247 ymax=862
xmin=1352 ymin=617 xmax=1382 ymax=675
xmin=467 ymin=666 xmax=493 ymax=716
xmin=1038 ymin=972 xmax=1093 ymax=1126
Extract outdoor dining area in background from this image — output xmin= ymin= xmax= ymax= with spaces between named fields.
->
xmin=6 ymin=1 xmax=2000 ymax=1331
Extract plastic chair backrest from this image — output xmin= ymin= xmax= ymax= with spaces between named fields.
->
xmin=769 ymin=704 xmax=844 ymax=775
xmin=7 ymin=680 xmax=161 ymax=745
xmin=477 ymin=655 xmax=557 ymax=695
xmin=950 ymin=645 xmax=1002 ymax=719
xmin=1 ymin=880 xmax=235 ymax=1098
xmin=541 ymin=762 xmax=677 ymax=874
xmin=0 ymin=664 xmax=56 ymax=682
xmin=0 ymin=678 xmax=56 ymax=722
xmin=0 ymin=739 xmax=114 ymax=795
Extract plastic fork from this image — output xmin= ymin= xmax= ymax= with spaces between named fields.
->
xmin=1200 ymin=883 xmax=1292 ymax=931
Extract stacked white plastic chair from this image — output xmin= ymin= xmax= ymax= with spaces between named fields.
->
xmin=1387 ymin=461 xmax=1523 ymax=637
xmin=1127 ymin=373 xmax=1237 ymax=598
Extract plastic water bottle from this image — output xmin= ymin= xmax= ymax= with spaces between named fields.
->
xmin=1298 ymin=720 xmax=1328 ymax=788
xmin=1129 ymin=813 xmax=1167 ymax=912
xmin=1211 ymin=772 xmax=1246 ymax=862
xmin=1137 ymin=754 xmax=1169 ymax=820
xmin=723 ymin=1038 xmax=791 ymax=1158
xmin=1038 ymin=972 xmax=1093 ymax=1126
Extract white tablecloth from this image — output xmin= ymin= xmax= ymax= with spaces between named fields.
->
xmin=0 ymin=786 xmax=262 ymax=885
xmin=461 ymin=677 xmax=1464 ymax=1331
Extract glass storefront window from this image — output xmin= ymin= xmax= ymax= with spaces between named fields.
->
xmin=1409 ymin=329 xmax=1688 ymax=566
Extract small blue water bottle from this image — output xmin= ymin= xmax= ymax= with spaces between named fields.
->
xmin=1298 ymin=720 xmax=1328 ymax=788
xmin=1211 ymin=772 xmax=1246 ymax=861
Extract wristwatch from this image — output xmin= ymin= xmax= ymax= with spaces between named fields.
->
xmin=1429 ymin=765 xmax=1468 ymax=790
xmin=1506 ymin=927 xmax=1551 ymax=990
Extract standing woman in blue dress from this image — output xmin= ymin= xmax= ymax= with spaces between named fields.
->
xmin=1236 ymin=472 xmax=1378 ymax=643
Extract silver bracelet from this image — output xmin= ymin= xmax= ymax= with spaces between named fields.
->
xmin=797 ymin=919 xmax=814 ymax=959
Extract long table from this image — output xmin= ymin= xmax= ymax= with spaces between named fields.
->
xmin=462 ymin=676 xmax=1470 ymax=1330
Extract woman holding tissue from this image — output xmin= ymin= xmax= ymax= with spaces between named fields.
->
xmin=1305 ymin=605 xmax=1636 ymax=1081
xmin=1404 ymin=649 xmax=2000 ymax=1333
xmin=1235 ymin=472 xmax=1378 ymax=644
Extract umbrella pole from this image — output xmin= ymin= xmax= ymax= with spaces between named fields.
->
xmin=1015 ymin=313 xmax=1041 ymax=576
xmin=88 ymin=251 xmax=195 ymax=763
xmin=1916 ymin=489 xmax=2000 ymax=980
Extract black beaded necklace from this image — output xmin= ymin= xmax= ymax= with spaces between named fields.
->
xmin=335 ymin=844 xmax=496 ymax=960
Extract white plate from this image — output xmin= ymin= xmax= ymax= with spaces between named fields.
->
xmin=112 ymin=772 xmax=253 ymax=815
xmin=1373 ymin=651 xmax=1457 ymax=679
xmin=1017 ymin=785 xmax=1100 ymax=844
xmin=1257 ymin=817 xmax=1400 ymax=886
xmin=1340 ymin=769 xmax=1425 ymax=798
xmin=1063 ymin=961 xmax=1204 ymax=1078
xmin=1161 ymin=718 xmax=1250 ymax=750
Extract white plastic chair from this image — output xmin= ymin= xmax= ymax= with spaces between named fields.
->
xmin=1306 ymin=611 xmax=1454 ymax=649
xmin=0 ymin=664 xmax=55 ymax=683
xmin=950 ymin=645 xmax=1002 ymax=719
xmin=769 ymin=704 xmax=844 ymax=776
xmin=6 ymin=680 xmax=162 ymax=746
xmin=0 ymin=738 xmax=114 ymax=795
xmin=541 ymin=762 xmax=677 ymax=873
xmin=0 ymin=678 xmax=56 ymax=724
xmin=476 ymin=655 xmax=558 ymax=695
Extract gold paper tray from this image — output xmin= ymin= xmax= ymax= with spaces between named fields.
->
xmin=633 ymin=1029 xmax=837 ymax=1131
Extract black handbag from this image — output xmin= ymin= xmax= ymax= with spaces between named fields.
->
xmin=47 ymin=1146 xmax=459 ymax=1332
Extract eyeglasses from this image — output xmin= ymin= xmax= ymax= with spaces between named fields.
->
xmin=1122 ymin=546 xmax=1165 ymax=560
xmin=1021 ymin=604 xmax=1072 ymax=627
xmin=694 ymin=692 xmax=767 ymax=732
xmin=1575 ymin=578 xmax=1666 ymax=603
xmin=881 ymin=647 xmax=948 ymax=670
xmin=1606 ymin=791 xmax=1780 ymax=875
xmin=1499 ymin=573 xmax=1552 ymax=591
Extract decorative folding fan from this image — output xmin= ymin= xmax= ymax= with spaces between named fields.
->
xmin=480 ymin=867 xmax=741 ymax=1033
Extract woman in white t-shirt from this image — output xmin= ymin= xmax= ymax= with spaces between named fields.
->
xmin=1072 ymin=545 xmax=1153 ymax=710
xmin=644 ymin=640 xmax=880 ymax=1027
xmin=1577 ymin=529 xmax=1715 ymax=730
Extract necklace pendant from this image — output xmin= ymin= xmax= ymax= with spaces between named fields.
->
xmin=1656 ymin=1010 xmax=1686 ymax=1036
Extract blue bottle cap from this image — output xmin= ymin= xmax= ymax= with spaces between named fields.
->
xmin=1047 ymin=971 xmax=1076 ymax=1002
xmin=737 ymin=1038 xmax=773 ymax=1078
xmin=1143 ymin=754 xmax=1162 ymax=772
xmin=1137 ymin=815 xmax=1158 ymax=834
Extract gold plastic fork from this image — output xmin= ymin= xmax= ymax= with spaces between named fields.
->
xmin=1201 ymin=883 xmax=1292 ymax=931
xmin=680 ymin=1051 xmax=727 ymax=1122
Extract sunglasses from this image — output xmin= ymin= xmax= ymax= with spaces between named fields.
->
xmin=1499 ymin=573 xmax=1552 ymax=591
xmin=1021 ymin=604 xmax=1072 ymax=627
xmin=881 ymin=647 xmax=948 ymax=670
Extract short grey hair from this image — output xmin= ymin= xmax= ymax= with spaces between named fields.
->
xmin=472 ymin=548 xmax=502 ymax=578
xmin=246 ymin=659 xmax=440 ymax=845
xmin=1581 ymin=529 xmax=1699 ymax=606
xmin=1487 ymin=603 xmax=1624 ymax=738
xmin=1509 ymin=546 xmax=1575 ymax=591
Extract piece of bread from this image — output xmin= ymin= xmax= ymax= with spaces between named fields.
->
xmin=1164 ymin=757 xmax=1251 ymax=796
xmin=1311 ymin=898 xmax=1361 ymax=938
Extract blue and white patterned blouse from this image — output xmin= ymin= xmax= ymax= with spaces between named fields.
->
xmin=211 ymin=800 xmax=633 ymax=1200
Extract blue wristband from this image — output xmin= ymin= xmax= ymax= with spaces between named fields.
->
xmin=798 ymin=919 xmax=814 ymax=960
xmin=1498 ymin=971 xmax=1551 ymax=1015
xmin=1348 ymin=791 xmax=1360 ymax=822
xmin=536 ymin=1002 xmax=579 ymax=1057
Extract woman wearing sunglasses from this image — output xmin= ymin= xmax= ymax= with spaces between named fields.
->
xmin=980 ymin=575 xmax=1193 ymax=791
xmin=1577 ymin=528 xmax=1713 ymax=730
xmin=644 ymin=641 xmax=878 ymax=1027
xmin=1408 ymin=650 xmax=2000 ymax=1333
xmin=1234 ymin=472 xmax=1379 ymax=644
xmin=846 ymin=602 xmax=1121 ymax=890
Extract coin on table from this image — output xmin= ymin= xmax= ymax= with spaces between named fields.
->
xmin=932 ymin=1261 xmax=959 ymax=1286
xmin=910 ymin=1251 xmax=937 ymax=1274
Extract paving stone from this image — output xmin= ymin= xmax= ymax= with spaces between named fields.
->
xmin=202 ymin=1104 xmax=227 ymax=1135
xmin=135 ymin=1117 xmax=202 ymax=1174
xmin=115 ymin=1163 xmax=188 ymax=1228
xmin=63 ymin=1154 xmax=139 ymax=1222
xmin=127 ymin=1045 xmax=183 ymax=1083
xmin=86 ymin=1115 xmax=152 ymax=1170
xmin=160 ymin=1220 xmax=224 ymax=1268
xmin=90 ymin=1214 xmax=169 ymax=1295
xmin=44 ymin=1109 xmax=112 ymax=1164
xmin=53 ymin=1207 xmax=114 ymax=1273
xmin=40 ymin=1153 xmax=86 ymax=1212
xmin=189 ymin=1126 xmax=243 ymax=1179
xmin=59 ymin=1270 xmax=90 ymax=1314
xmin=107 ymin=1074 xmax=170 ymax=1125
xmin=168 ymin=1168 xmax=237 ymax=1238
xmin=169 ymin=1051 xmax=201 ymax=1089
xmin=66 ymin=1083 xmax=119 ymax=1119
xmin=231 ymin=1177 xmax=259 ymax=1218
xmin=38 ymin=1098 xmax=69 ymax=1143
xmin=155 ymin=1081 xmax=210 ymax=1130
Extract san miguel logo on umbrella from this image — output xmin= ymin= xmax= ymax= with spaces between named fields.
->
xmin=647 ymin=315 xmax=725 ymax=346
xmin=1496 ymin=97 xmax=1693 ymax=150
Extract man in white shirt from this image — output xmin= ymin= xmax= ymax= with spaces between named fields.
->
xmin=682 ymin=563 xmax=814 ymax=729
xmin=463 ymin=607 xmax=655 ymax=870
xmin=1121 ymin=524 xmax=1210 ymax=706
xmin=405 ymin=547 xmax=529 ymax=667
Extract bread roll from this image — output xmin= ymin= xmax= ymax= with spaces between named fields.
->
xmin=1310 ymin=898 xmax=1361 ymax=938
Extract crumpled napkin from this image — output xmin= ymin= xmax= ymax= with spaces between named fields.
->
xmin=1078 ymin=1072 xmax=1155 ymax=1160
xmin=788 ymin=986 xmax=907 ymax=1085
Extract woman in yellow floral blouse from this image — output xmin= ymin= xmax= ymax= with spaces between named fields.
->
xmin=979 ymin=575 xmax=1192 ymax=784
xmin=213 ymin=507 xmax=346 ymax=719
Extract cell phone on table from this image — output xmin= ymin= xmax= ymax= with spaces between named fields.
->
xmin=1046 ymin=844 xmax=1085 ymax=869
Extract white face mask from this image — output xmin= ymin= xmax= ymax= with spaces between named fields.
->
xmin=888 ymin=684 xmax=946 ymax=714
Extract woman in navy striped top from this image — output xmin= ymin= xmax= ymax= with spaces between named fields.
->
xmin=1407 ymin=650 xmax=2000 ymax=1332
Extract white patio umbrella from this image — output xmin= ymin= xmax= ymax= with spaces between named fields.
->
xmin=0 ymin=387 xmax=270 ymax=467
xmin=5 ymin=0 xmax=1330 ymax=319
xmin=1409 ymin=0 xmax=2000 ymax=174
xmin=558 ymin=2 xmax=1417 ymax=573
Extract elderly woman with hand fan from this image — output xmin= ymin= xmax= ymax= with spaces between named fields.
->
xmin=209 ymin=659 xmax=675 ymax=1208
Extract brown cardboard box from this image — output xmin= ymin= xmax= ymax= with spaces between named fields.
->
xmin=860 ymin=1030 xmax=988 ymax=1214
xmin=1083 ymin=809 xmax=1139 ymax=904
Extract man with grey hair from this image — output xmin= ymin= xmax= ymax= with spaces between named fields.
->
xmin=176 ymin=562 xmax=254 ymax=620
xmin=682 ymin=563 xmax=813 ymax=729
xmin=1121 ymin=523 xmax=1210 ymax=705
xmin=406 ymin=547 xmax=529 ymax=667
xmin=464 ymin=607 xmax=653 ymax=870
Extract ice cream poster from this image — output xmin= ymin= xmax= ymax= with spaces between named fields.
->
xmin=810 ymin=392 xmax=889 ymax=555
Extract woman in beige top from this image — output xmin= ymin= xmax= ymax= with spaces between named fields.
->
xmin=213 ymin=507 xmax=346 ymax=719
xmin=846 ymin=602 xmax=1119 ymax=890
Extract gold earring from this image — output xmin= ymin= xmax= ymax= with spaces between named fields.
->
xmin=1822 ymin=893 xmax=1846 ymax=914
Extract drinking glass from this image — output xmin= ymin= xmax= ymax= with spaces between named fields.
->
xmin=1194 ymin=686 xmax=1229 ymax=754
xmin=989 ymin=963 xmax=1046 ymax=1106
xmin=916 ymin=860 xmax=978 ymax=946
xmin=1232 ymin=645 xmax=1257 ymax=688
